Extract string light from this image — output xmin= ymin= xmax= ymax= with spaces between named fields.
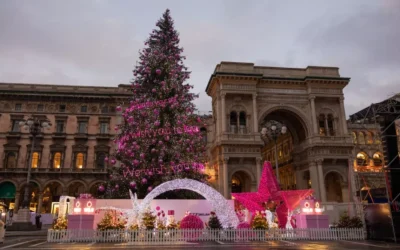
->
xmin=137 ymin=178 xmax=239 ymax=228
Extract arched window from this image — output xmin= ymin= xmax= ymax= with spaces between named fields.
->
xmin=96 ymin=153 xmax=106 ymax=169
xmin=239 ymin=112 xmax=246 ymax=134
xmin=230 ymin=111 xmax=237 ymax=133
xmin=358 ymin=132 xmax=366 ymax=144
xmin=75 ymin=153 xmax=84 ymax=169
xmin=318 ymin=114 xmax=326 ymax=136
xmin=53 ymin=152 xmax=62 ymax=168
xmin=5 ymin=152 xmax=17 ymax=168
xmin=356 ymin=152 xmax=368 ymax=166
xmin=31 ymin=152 xmax=39 ymax=168
xmin=352 ymin=132 xmax=357 ymax=144
xmin=327 ymin=114 xmax=335 ymax=136
xmin=373 ymin=153 xmax=383 ymax=166
xmin=239 ymin=112 xmax=246 ymax=126
xmin=366 ymin=132 xmax=374 ymax=144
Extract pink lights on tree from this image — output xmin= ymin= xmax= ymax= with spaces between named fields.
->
xmin=101 ymin=9 xmax=208 ymax=199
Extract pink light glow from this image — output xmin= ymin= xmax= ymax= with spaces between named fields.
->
xmin=126 ymin=96 xmax=177 ymax=111
xmin=119 ymin=125 xmax=200 ymax=140
xmin=122 ymin=162 xmax=205 ymax=178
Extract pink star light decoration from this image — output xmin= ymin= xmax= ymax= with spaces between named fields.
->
xmin=232 ymin=161 xmax=313 ymax=213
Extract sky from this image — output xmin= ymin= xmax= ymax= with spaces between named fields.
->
xmin=0 ymin=0 xmax=399 ymax=117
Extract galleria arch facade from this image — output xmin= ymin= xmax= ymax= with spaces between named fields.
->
xmin=204 ymin=62 xmax=355 ymax=203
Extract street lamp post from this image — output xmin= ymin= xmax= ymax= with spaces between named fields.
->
xmin=19 ymin=117 xmax=51 ymax=210
xmin=261 ymin=121 xmax=287 ymax=183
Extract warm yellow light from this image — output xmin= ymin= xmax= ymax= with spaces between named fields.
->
xmin=56 ymin=165 xmax=60 ymax=169
xmin=78 ymin=165 xmax=83 ymax=169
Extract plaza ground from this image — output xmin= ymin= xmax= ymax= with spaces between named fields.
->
xmin=2 ymin=233 xmax=400 ymax=250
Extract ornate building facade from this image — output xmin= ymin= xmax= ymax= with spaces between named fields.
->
xmin=205 ymin=62 xmax=355 ymax=204
xmin=0 ymin=83 xmax=130 ymax=213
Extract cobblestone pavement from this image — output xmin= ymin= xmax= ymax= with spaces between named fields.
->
xmin=2 ymin=236 xmax=400 ymax=250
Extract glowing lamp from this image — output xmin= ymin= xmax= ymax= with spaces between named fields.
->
xmin=73 ymin=201 xmax=82 ymax=213
xmin=314 ymin=201 xmax=322 ymax=213
xmin=83 ymin=201 xmax=94 ymax=213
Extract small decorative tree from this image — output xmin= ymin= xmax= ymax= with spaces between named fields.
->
xmin=53 ymin=217 xmax=68 ymax=230
xmin=251 ymin=211 xmax=269 ymax=230
xmin=207 ymin=211 xmax=222 ymax=229
xmin=337 ymin=212 xmax=363 ymax=228
xmin=97 ymin=211 xmax=126 ymax=231
xmin=141 ymin=210 xmax=156 ymax=230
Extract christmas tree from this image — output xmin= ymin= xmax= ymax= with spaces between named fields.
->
xmin=251 ymin=211 xmax=269 ymax=230
xmin=142 ymin=210 xmax=156 ymax=230
xmin=101 ymin=9 xmax=208 ymax=199
xmin=207 ymin=211 xmax=222 ymax=229
xmin=53 ymin=217 xmax=68 ymax=230
xmin=97 ymin=211 xmax=126 ymax=231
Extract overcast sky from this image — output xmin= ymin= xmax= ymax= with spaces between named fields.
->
xmin=0 ymin=0 xmax=399 ymax=116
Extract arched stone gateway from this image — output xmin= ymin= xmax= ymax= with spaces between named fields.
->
xmin=138 ymin=179 xmax=239 ymax=228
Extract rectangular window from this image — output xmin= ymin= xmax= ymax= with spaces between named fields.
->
xmin=101 ymin=106 xmax=109 ymax=113
xmin=12 ymin=120 xmax=20 ymax=132
xmin=78 ymin=122 xmax=87 ymax=133
xmin=56 ymin=121 xmax=64 ymax=133
xmin=37 ymin=104 xmax=44 ymax=112
xmin=15 ymin=103 xmax=22 ymax=111
xmin=80 ymin=106 xmax=87 ymax=113
xmin=59 ymin=105 xmax=66 ymax=112
xmin=100 ymin=122 xmax=109 ymax=134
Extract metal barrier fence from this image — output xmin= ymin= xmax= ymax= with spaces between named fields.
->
xmin=48 ymin=228 xmax=365 ymax=243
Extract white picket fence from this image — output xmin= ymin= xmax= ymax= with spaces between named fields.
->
xmin=48 ymin=228 xmax=365 ymax=243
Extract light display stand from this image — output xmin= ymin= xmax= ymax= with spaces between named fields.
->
xmin=68 ymin=198 xmax=97 ymax=230
xmin=294 ymin=199 xmax=329 ymax=228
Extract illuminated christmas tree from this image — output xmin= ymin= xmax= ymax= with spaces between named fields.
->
xmin=251 ymin=212 xmax=269 ymax=230
xmin=100 ymin=9 xmax=208 ymax=199
xmin=53 ymin=217 xmax=68 ymax=230
xmin=142 ymin=210 xmax=156 ymax=230
xmin=97 ymin=211 xmax=126 ymax=231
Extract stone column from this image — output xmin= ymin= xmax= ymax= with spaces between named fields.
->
xmin=252 ymin=94 xmax=258 ymax=134
xmin=309 ymin=96 xmax=318 ymax=135
xmin=256 ymin=157 xmax=262 ymax=187
xmin=324 ymin=116 xmax=330 ymax=136
xmin=223 ymin=157 xmax=229 ymax=198
xmin=218 ymin=162 xmax=223 ymax=194
xmin=215 ymin=99 xmax=220 ymax=137
xmin=14 ymin=192 xmax=20 ymax=213
xmin=316 ymin=159 xmax=327 ymax=202
xmin=339 ymin=97 xmax=348 ymax=135
xmin=309 ymin=161 xmax=321 ymax=199
xmin=348 ymin=157 xmax=357 ymax=202
xmin=221 ymin=93 xmax=226 ymax=134
xmin=37 ymin=192 xmax=44 ymax=214
xmin=341 ymin=182 xmax=350 ymax=202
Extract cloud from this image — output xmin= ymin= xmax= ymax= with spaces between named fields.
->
xmin=296 ymin=1 xmax=400 ymax=116
xmin=0 ymin=0 xmax=399 ymax=117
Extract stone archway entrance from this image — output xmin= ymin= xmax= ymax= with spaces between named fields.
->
xmin=231 ymin=171 xmax=252 ymax=193
xmin=325 ymin=172 xmax=344 ymax=202
xmin=259 ymin=108 xmax=309 ymax=190
xmin=138 ymin=179 xmax=239 ymax=228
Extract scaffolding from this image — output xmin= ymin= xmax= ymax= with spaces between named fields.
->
xmin=349 ymin=94 xmax=400 ymax=204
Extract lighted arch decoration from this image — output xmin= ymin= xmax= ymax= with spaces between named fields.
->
xmin=138 ymin=179 xmax=239 ymax=228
